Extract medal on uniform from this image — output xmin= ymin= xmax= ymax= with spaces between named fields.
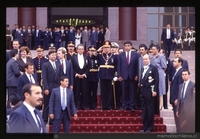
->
xmin=111 ymin=58 xmax=113 ymax=63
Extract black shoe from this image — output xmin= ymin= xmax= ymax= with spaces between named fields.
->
xmin=131 ymin=108 xmax=135 ymax=112
xmin=140 ymin=130 xmax=146 ymax=132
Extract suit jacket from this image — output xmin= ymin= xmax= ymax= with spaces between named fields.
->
xmin=68 ymin=30 xmax=75 ymax=42
xmin=90 ymin=30 xmax=98 ymax=42
xmin=16 ymin=73 xmax=39 ymax=99
xmin=168 ymin=60 xmax=189 ymax=81
xmin=176 ymin=81 xmax=195 ymax=118
xmin=17 ymin=57 xmax=34 ymax=72
xmin=98 ymin=31 xmax=104 ymax=44
xmin=170 ymin=68 xmax=184 ymax=104
xmin=161 ymin=28 xmax=174 ymax=43
xmin=6 ymin=58 xmax=21 ymax=87
xmin=104 ymin=30 xmax=110 ymax=41
xmin=15 ymin=31 xmax=24 ymax=44
xmin=71 ymin=54 xmax=89 ymax=76
xmin=8 ymin=104 xmax=46 ymax=133
xmin=81 ymin=30 xmax=90 ymax=42
xmin=118 ymin=51 xmax=139 ymax=80
xmin=42 ymin=61 xmax=63 ymax=92
xmin=54 ymin=31 xmax=62 ymax=42
xmin=34 ymin=30 xmax=42 ymax=41
xmin=49 ymin=87 xmax=77 ymax=120
xmin=56 ymin=59 xmax=74 ymax=87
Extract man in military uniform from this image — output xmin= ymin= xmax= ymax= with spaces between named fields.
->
xmin=87 ymin=46 xmax=99 ymax=110
xmin=33 ymin=45 xmax=48 ymax=87
xmin=66 ymin=41 xmax=76 ymax=61
xmin=6 ymin=24 xmax=12 ymax=49
xmin=190 ymin=26 xmax=195 ymax=50
xmin=111 ymin=42 xmax=122 ymax=109
xmin=94 ymin=41 xmax=118 ymax=110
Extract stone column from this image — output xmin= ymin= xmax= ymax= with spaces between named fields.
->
xmin=18 ymin=7 xmax=36 ymax=27
xmin=36 ymin=7 xmax=48 ymax=30
xmin=119 ymin=7 xmax=137 ymax=40
xmin=6 ymin=7 xmax=18 ymax=28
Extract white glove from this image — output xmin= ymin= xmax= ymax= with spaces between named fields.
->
xmin=113 ymin=77 xmax=118 ymax=82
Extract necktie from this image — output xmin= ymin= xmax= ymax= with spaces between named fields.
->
xmin=62 ymin=89 xmax=66 ymax=110
xmin=181 ymin=83 xmax=186 ymax=99
xmin=29 ymin=75 xmax=32 ymax=83
xmin=34 ymin=110 xmax=42 ymax=132
xmin=126 ymin=51 xmax=129 ymax=64
xmin=53 ymin=62 xmax=56 ymax=71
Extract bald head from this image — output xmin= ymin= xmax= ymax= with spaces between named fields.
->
xmin=143 ymin=54 xmax=150 ymax=65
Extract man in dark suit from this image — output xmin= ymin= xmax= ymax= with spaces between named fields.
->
xmin=90 ymin=27 xmax=98 ymax=47
xmin=16 ymin=63 xmax=39 ymax=99
xmin=6 ymin=93 xmax=21 ymax=116
xmin=57 ymin=47 xmax=74 ymax=90
xmin=49 ymin=76 xmax=78 ymax=133
xmin=170 ymin=57 xmax=184 ymax=133
xmin=71 ymin=44 xmax=89 ymax=110
xmin=68 ymin=26 xmax=75 ymax=44
xmin=6 ymin=39 xmax=21 ymax=63
xmin=97 ymin=28 xmax=104 ymax=50
xmin=6 ymin=49 xmax=22 ymax=108
xmin=25 ymin=25 xmax=33 ymax=50
xmin=168 ymin=49 xmax=189 ymax=83
xmin=118 ymin=41 xmax=140 ymax=111
xmin=176 ymin=69 xmax=195 ymax=133
xmin=34 ymin=25 xmax=42 ymax=49
xmin=139 ymin=54 xmax=159 ymax=133
xmin=15 ymin=27 xmax=24 ymax=47
xmin=161 ymin=24 xmax=175 ymax=58
xmin=42 ymin=50 xmax=63 ymax=125
xmin=43 ymin=27 xmax=50 ymax=50
xmin=54 ymin=27 xmax=62 ymax=50
xmin=8 ymin=83 xmax=46 ymax=133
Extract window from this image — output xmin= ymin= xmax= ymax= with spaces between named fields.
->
xmin=147 ymin=14 xmax=158 ymax=27
xmin=189 ymin=7 xmax=195 ymax=12
xmin=159 ymin=7 xmax=173 ymax=13
xmin=147 ymin=29 xmax=158 ymax=42
xmin=174 ymin=7 xmax=188 ymax=13
xmin=175 ymin=15 xmax=186 ymax=27
xmin=189 ymin=14 xmax=195 ymax=27
xmin=160 ymin=15 xmax=172 ymax=27
xmin=147 ymin=7 xmax=158 ymax=13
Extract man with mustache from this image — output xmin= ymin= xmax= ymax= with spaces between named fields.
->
xmin=8 ymin=83 xmax=46 ymax=133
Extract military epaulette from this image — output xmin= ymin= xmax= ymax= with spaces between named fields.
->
xmin=44 ymin=55 xmax=49 ymax=59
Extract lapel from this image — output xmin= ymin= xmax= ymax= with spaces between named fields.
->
xmin=172 ymin=68 xmax=182 ymax=83
xmin=183 ymin=81 xmax=191 ymax=100
xmin=75 ymin=54 xmax=79 ymax=67
xmin=23 ymin=105 xmax=39 ymax=132
xmin=58 ymin=88 xmax=61 ymax=102
xmin=66 ymin=88 xmax=69 ymax=106
xmin=144 ymin=65 xmax=153 ymax=81
xmin=48 ymin=61 xmax=55 ymax=73
xmin=24 ymin=74 xmax=30 ymax=83
xmin=123 ymin=52 xmax=128 ymax=65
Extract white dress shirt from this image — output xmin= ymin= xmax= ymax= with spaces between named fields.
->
xmin=167 ymin=28 xmax=170 ymax=39
xmin=21 ymin=57 xmax=27 ymax=64
xmin=78 ymin=54 xmax=84 ymax=69
xmin=126 ymin=51 xmax=131 ymax=63
xmin=25 ymin=72 xmax=35 ymax=83
xmin=49 ymin=60 xmax=56 ymax=70
xmin=23 ymin=101 xmax=43 ymax=133
xmin=142 ymin=64 xmax=150 ymax=78
xmin=182 ymin=79 xmax=190 ymax=98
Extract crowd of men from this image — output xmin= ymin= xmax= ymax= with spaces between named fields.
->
xmin=6 ymin=24 xmax=111 ymax=51
xmin=6 ymin=23 xmax=195 ymax=133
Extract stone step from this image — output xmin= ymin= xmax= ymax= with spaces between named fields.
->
xmin=160 ymin=109 xmax=174 ymax=117
xmin=166 ymin=124 xmax=176 ymax=133
xmin=163 ymin=117 xmax=175 ymax=125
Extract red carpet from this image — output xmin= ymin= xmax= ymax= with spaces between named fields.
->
xmin=49 ymin=96 xmax=166 ymax=133
xmin=49 ymin=110 xmax=166 ymax=133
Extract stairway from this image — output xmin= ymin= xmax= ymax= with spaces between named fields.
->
xmin=49 ymin=109 xmax=166 ymax=133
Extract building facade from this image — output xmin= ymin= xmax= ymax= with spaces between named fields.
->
xmin=6 ymin=7 xmax=195 ymax=49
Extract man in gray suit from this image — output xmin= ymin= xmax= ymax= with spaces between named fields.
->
xmin=81 ymin=26 xmax=90 ymax=50
xmin=6 ymin=49 xmax=23 ymax=108
xmin=176 ymin=69 xmax=195 ymax=133
xmin=104 ymin=26 xmax=111 ymax=41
